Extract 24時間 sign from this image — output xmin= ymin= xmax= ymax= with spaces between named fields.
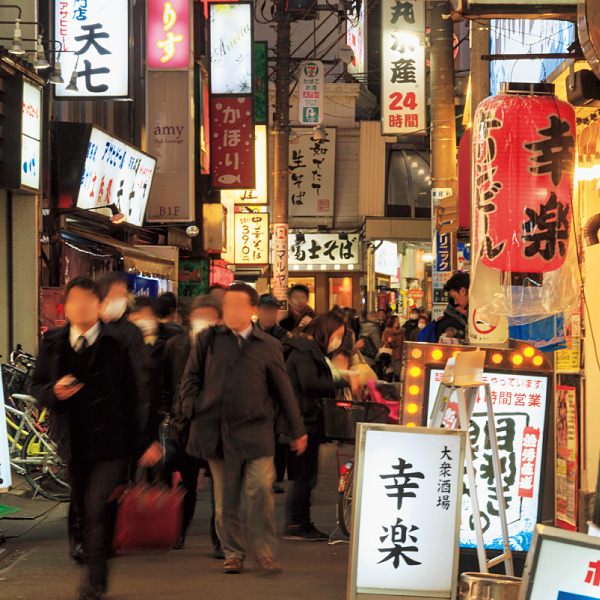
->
xmin=381 ymin=0 xmax=426 ymax=135
xmin=77 ymin=127 xmax=156 ymax=226
xmin=147 ymin=0 xmax=191 ymax=69
xmin=54 ymin=0 xmax=129 ymax=98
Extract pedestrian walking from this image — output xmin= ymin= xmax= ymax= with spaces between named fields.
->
xmin=282 ymin=310 xmax=359 ymax=541
xmin=178 ymin=283 xmax=307 ymax=575
xmin=403 ymin=306 xmax=422 ymax=341
xmin=279 ymin=284 xmax=311 ymax=332
xmin=381 ymin=315 xmax=405 ymax=380
xmin=30 ymin=277 xmax=161 ymax=600
xmin=157 ymin=292 xmax=185 ymax=336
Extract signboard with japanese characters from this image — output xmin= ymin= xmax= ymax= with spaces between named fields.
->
xmin=77 ymin=126 xmax=156 ymax=226
xmin=298 ymin=61 xmax=324 ymax=125
xmin=380 ymin=0 xmax=426 ymax=135
xmin=0 ymin=376 xmax=12 ymax=490
xmin=289 ymin=128 xmax=336 ymax=217
xmin=209 ymin=3 xmax=253 ymax=94
xmin=272 ymin=223 xmax=289 ymax=309
xmin=520 ymin=525 xmax=600 ymax=600
xmin=21 ymin=81 xmax=42 ymax=191
xmin=147 ymin=0 xmax=191 ymax=69
xmin=211 ymin=96 xmax=254 ymax=190
xmin=347 ymin=2 xmax=365 ymax=77
xmin=347 ymin=424 xmax=465 ymax=600
xmin=375 ymin=241 xmax=398 ymax=276
xmin=54 ymin=0 xmax=129 ymax=98
xmin=289 ymin=233 xmax=359 ymax=266
xmin=145 ymin=70 xmax=195 ymax=223
xmin=234 ymin=212 xmax=268 ymax=265
xmin=428 ymin=369 xmax=549 ymax=552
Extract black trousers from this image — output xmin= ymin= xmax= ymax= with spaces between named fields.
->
xmin=274 ymin=442 xmax=288 ymax=483
xmin=70 ymin=459 xmax=127 ymax=591
xmin=284 ymin=439 xmax=321 ymax=527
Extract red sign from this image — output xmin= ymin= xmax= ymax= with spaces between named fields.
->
xmin=147 ymin=0 xmax=190 ymax=68
xmin=473 ymin=90 xmax=575 ymax=274
xmin=407 ymin=289 xmax=424 ymax=306
xmin=518 ymin=426 xmax=540 ymax=499
xmin=210 ymin=96 xmax=254 ymax=190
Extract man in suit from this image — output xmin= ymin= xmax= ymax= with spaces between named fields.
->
xmin=31 ymin=277 xmax=161 ymax=600
xmin=179 ymin=283 xmax=307 ymax=575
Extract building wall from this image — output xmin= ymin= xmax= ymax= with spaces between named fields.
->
xmin=0 ymin=191 xmax=9 ymax=360
xmin=358 ymin=121 xmax=387 ymax=217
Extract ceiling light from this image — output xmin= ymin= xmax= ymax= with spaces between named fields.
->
xmin=8 ymin=19 xmax=25 ymax=55
xmin=49 ymin=57 xmax=64 ymax=84
xmin=34 ymin=35 xmax=50 ymax=70
xmin=65 ymin=69 xmax=79 ymax=92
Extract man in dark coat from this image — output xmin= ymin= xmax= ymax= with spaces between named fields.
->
xmin=178 ymin=283 xmax=307 ymax=576
xmin=256 ymin=293 xmax=287 ymax=342
xmin=435 ymin=272 xmax=469 ymax=341
xmin=30 ymin=277 xmax=161 ymax=600
xmin=279 ymin=284 xmax=311 ymax=332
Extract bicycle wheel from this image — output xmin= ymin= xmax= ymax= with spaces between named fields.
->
xmin=21 ymin=430 xmax=70 ymax=501
xmin=338 ymin=468 xmax=354 ymax=538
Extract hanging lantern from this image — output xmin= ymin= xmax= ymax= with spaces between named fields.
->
xmin=473 ymin=82 xmax=576 ymax=274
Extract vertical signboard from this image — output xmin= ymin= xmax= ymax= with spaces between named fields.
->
xmin=145 ymin=70 xmax=195 ymax=222
xmin=272 ymin=223 xmax=289 ymax=310
xmin=234 ymin=212 xmax=269 ymax=264
xmin=21 ymin=81 xmax=42 ymax=191
xmin=254 ymin=42 xmax=268 ymax=124
xmin=298 ymin=60 xmax=324 ymax=125
xmin=348 ymin=425 xmax=465 ymax=600
xmin=0 ymin=379 xmax=11 ymax=489
xmin=347 ymin=3 xmax=365 ymax=77
xmin=289 ymin=128 xmax=336 ymax=217
xmin=380 ymin=0 xmax=426 ymax=135
xmin=54 ymin=0 xmax=130 ymax=98
xmin=147 ymin=0 xmax=191 ymax=69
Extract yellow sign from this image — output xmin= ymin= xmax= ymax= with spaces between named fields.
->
xmin=556 ymin=311 xmax=581 ymax=374
xmin=234 ymin=212 xmax=269 ymax=265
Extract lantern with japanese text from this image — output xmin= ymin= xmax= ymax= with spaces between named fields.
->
xmin=473 ymin=82 xmax=576 ymax=274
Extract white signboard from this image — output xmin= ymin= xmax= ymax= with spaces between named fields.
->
xmin=289 ymin=128 xmax=336 ymax=217
xmin=298 ymin=60 xmax=324 ymax=125
xmin=381 ymin=0 xmax=426 ymax=135
xmin=289 ymin=233 xmax=359 ymax=266
xmin=428 ymin=369 xmax=549 ymax=552
xmin=347 ymin=3 xmax=365 ymax=77
xmin=234 ymin=212 xmax=269 ymax=265
xmin=77 ymin=127 xmax=157 ymax=226
xmin=520 ymin=525 xmax=600 ymax=600
xmin=54 ymin=0 xmax=129 ymax=98
xmin=348 ymin=424 xmax=465 ymax=600
xmin=0 ymin=373 xmax=12 ymax=489
xmin=209 ymin=3 xmax=252 ymax=94
xmin=375 ymin=240 xmax=398 ymax=276
xmin=21 ymin=81 xmax=42 ymax=191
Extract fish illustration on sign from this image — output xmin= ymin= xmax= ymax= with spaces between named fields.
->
xmin=219 ymin=174 xmax=241 ymax=185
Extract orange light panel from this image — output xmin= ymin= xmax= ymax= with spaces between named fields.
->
xmin=524 ymin=347 xmax=535 ymax=358
xmin=408 ymin=385 xmax=420 ymax=396
xmin=407 ymin=403 xmax=419 ymax=414
xmin=412 ymin=349 xmax=423 ymax=359
xmin=432 ymin=349 xmax=443 ymax=360
xmin=533 ymin=356 xmax=544 ymax=366
xmin=406 ymin=422 xmax=416 ymax=428
xmin=452 ymin=350 xmax=460 ymax=358
xmin=512 ymin=354 xmax=524 ymax=366
xmin=492 ymin=353 xmax=503 ymax=364
xmin=409 ymin=366 xmax=422 ymax=377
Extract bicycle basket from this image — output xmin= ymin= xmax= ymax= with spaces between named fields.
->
xmin=322 ymin=399 xmax=390 ymax=442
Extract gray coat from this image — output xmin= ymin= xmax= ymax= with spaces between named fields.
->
xmin=178 ymin=324 xmax=306 ymax=461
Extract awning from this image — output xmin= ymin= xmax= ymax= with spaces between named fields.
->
xmin=63 ymin=228 xmax=176 ymax=281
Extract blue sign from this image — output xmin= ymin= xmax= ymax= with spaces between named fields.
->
xmin=127 ymin=274 xmax=159 ymax=298
xmin=436 ymin=232 xmax=451 ymax=272
xmin=557 ymin=593 xmax=597 ymax=600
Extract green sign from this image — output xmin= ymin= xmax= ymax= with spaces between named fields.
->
xmin=254 ymin=42 xmax=268 ymax=125
xmin=302 ymin=107 xmax=319 ymax=123
xmin=178 ymin=259 xmax=210 ymax=298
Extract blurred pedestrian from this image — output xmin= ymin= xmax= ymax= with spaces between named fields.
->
xmin=178 ymin=283 xmax=307 ymax=575
xmin=157 ymin=292 xmax=184 ymax=336
xmin=256 ymin=293 xmax=287 ymax=342
xmin=381 ymin=315 xmax=405 ymax=381
xmin=282 ymin=310 xmax=359 ymax=541
xmin=403 ymin=306 xmax=422 ymax=341
xmin=294 ymin=307 xmax=317 ymax=330
xmin=410 ymin=315 xmax=429 ymax=342
xmin=207 ymin=284 xmax=227 ymax=306
xmin=31 ymin=277 xmax=161 ymax=600
xmin=279 ymin=284 xmax=310 ymax=332
xmin=356 ymin=311 xmax=381 ymax=367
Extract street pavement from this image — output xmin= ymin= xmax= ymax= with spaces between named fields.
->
xmin=0 ymin=444 xmax=353 ymax=600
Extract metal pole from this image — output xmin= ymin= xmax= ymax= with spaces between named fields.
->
xmin=429 ymin=2 xmax=458 ymax=270
xmin=272 ymin=0 xmax=292 ymax=310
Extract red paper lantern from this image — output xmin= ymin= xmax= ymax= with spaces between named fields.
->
xmin=473 ymin=82 xmax=576 ymax=274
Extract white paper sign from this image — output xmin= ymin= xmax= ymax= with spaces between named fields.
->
xmin=21 ymin=82 xmax=42 ymax=191
xmin=0 ymin=375 xmax=13 ymax=489
xmin=381 ymin=0 xmax=426 ymax=135
xmin=375 ymin=240 xmax=398 ymax=276
xmin=289 ymin=233 xmax=359 ymax=266
xmin=298 ymin=60 xmax=324 ymax=125
xmin=54 ymin=0 xmax=130 ymax=98
xmin=350 ymin=425 xmax=465 ymax=599
xmin=289 ymin=128 xmax=336 ymax=217
xmin=234 ymin=212 xmax=269 ymax=264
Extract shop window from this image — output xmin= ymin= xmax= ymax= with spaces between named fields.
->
xmin=288 ymin=276 xmax=316 ymax=309
xmin=329 ymin=277 xmax=353 ymax=309
xmin=386 ymin=150 xmax=431 ymax=219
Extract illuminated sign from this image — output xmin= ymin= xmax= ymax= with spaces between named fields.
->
xmin=428 ymin=368 xmax=549 ymax=551
xmin=209 ymin=3 xmax=253 ymax=94
xmin=147 ymin=0 xmax=191 ymax=69
xmin=381 ymin=0 xmax=426 ymax=135
xmin=0 ymin=372 xmax=12 ymax=488
xmin=375 ymin=240 xmax=398 ymax=276
xmin=54 ymin=0 xmax=129 ymax=98
xmin=298 ymin=60 xmax=324 ymax=125
xmin=77 ymin=127 xmax=156 ymax=226
xmin=347 ymin=2 xmax=365 ymax=77
xmin=289 ymin=233 xmax=359 ymax=266
xmin=234 ymin=212 xmax=269 ymax=265
xmin=21 ymin=81 xmax=42 ymax=191
xmin=348 ymin=424 xmax=465 ymax=599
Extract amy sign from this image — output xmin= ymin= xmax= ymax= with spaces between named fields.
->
xmin=54 ymin=0 xmax=129 ymax=98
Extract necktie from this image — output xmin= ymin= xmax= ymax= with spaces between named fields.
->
xmin=76 ymin=335 xmax=89 ymax=353
xmin=237 ymin=334 xmax=245 ymax=348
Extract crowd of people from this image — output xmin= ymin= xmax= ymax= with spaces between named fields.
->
xmin=29 ymin=273 xmax=469 ymax=599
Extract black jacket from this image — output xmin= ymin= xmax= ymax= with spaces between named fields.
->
xmin=283 ymin=334 xmax=348 ymax=440
xmin=30 ymin=322 xmax=143 ymax=463
xmin=435 ymin=303 xmax=468 ymax=341
xmin=257 ymin=321 xmax=288 ymax=342
xmin=178 ymin=324 xmax=306 ymax=461
xmin=161 ymin=332 xmax=192 ymax=415
xmin=403 ymin=318 xmax=420 ymax=342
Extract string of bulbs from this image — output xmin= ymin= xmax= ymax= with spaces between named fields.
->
xmin=576 ymin=108 xmax=600 ymax=127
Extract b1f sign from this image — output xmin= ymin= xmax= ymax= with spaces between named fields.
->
xmin=147 ymin=0 xmax=191 ymax=69
xmin=348 ymin=424 xmax=465 ymax=600
xmin=299 ymin=61 xmax=324 ymax=125
xmin=381 ymin=0 xmax=426 ymax=135
xmin=54 ymin=0 xmax=129 ymax=98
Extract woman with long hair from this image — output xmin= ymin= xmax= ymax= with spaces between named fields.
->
xmin=282 ymin=310 xmax=359 ymax=541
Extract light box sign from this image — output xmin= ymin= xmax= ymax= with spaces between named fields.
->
xmin=21 ymin=81 xmax=42 ymax=191
xmin=348 ymin=424 xmax=465 ymax=600
xmin=147 ymin=0 xmax=191 ymax=69
xmin=54 ymin=0 xmax=129 ymax=98
xmin=0 ymin=372 xmax=12 ymax=489
xmin=234 ymin=212 xmax=269 ymax=265
xmin=347 ymin=2 xmax=365 ymax=77
xmin=298 ymin=60 xmax=324 ymax=125
xmin=289 ymin=128 xmax=336 ymax=217
xmin=428 ymin=369 xmax=549 ymax=552
xmin=381 ymin=0 xmax=426 ymax=135
xmin=209 ymin=3 xmax=253 ymax=94
xmin=77 ymin=127 xmax=157 ymax=226
xmin=289 ymin=233 xmax=359 ymax=266
xmin=375 ymin=240 xmax=398 ymax=277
